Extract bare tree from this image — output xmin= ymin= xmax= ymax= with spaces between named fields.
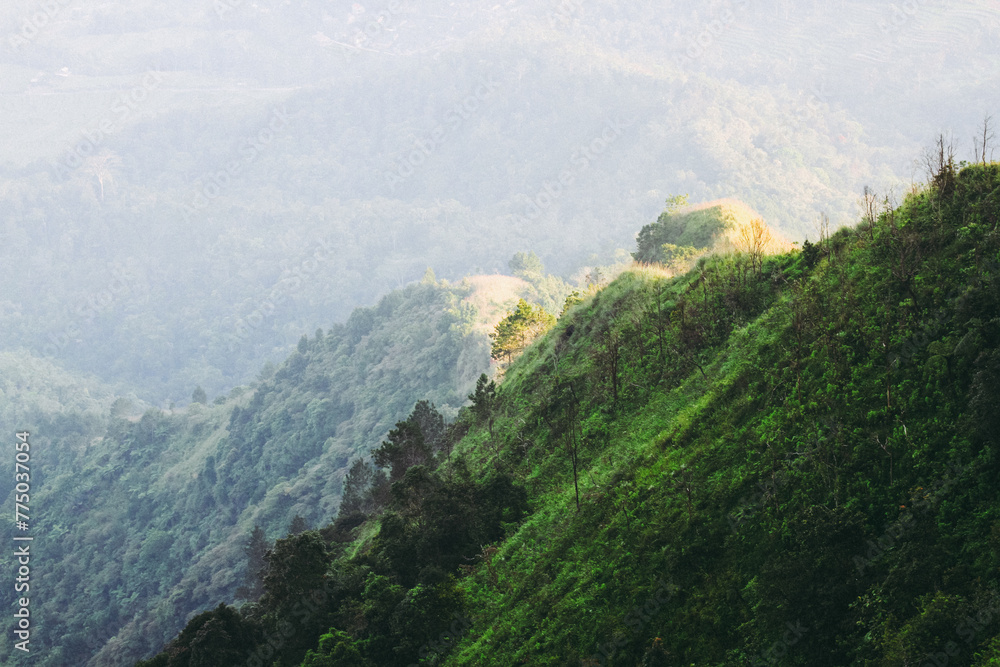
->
xmin=974 ymin=114 xmax=996 ymax=165
xmin=813 ymin=212 xmax=831 ymax=262
xmin=923 ymin=133 xmax=956 ymax=195
xmin=86 ymin=150 xmax=121 ymax=202
xmin=861 ymin=185 xmax=878 ymax=241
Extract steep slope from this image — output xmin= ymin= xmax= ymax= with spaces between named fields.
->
xmin=444 ymin=163 xmax=1000 ymax=665
xmin=0 ymin=279 xmax=494 ymax=666
xmin=136 ymin=163 xmax=1000 ymax=666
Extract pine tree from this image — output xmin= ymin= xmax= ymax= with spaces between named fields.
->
xmin=339 ymin=458 xmax=376 ymax=516
xmin=373 ymin=419 xmax=431 ymax=482
xmin=468 ymin=373 xmax=498 ymax=437
xmin=409 ymin=400 xmax=446 ymax=452
xmin=802 ymin=239 xmax=820 ymax=268
xmin=235 ymin=525 xmax=269 ymax=602
xmin=288 ymin=515 xmax=308 ymax=535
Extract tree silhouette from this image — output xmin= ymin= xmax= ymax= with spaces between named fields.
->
xmin=409 ymin=400 xmax=446 ymax=452
xmin=468 ymin=373 xmax=498 ymax=438
xmin=373 ymin=419 xmax=431 ymax=482
xmin=235 ymin=525 xmax=269 ymax=602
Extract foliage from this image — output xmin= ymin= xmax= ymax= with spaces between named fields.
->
xmin=338 ymin=459 xmax=387 ymax=518
xmin=467 ymin=374 xmax=498 ymax=438
xmin=508 ymin=252 xmax=545 ymax=279
xmin=489 ymin=299 xmax=556 ymax=364
xmin=235 ymin=525 xmax=270 ymax=602
xmin=433 ymin=164 xmax=1000 ymax=665
xmin=0 ymin=281 xmax=489 ymax=665
xmin=664 ymin=193 xmax=690 ymax=215
xmin=660 ymin=243 xmax=699 ymax=273
xmin=408 ymin=400 xmax=447 ymax=454
xmin=561 ymin=290 xmax=585 ymax=316
xmin=801 ymin=239 xmax=820 ymax=268
xmin=300 ymin=629 xmax=371 ymax=667
xmin=191 ymin=386 xmax=207 ymax=405
xmin=13 ymin=164 xmax=1000 ymax=667
xmin=133 ymin=604 xmax=261 ymax=667
xmin=632 ymin=200 xmax=753 ymax=263
xmin=374 ymin=419 xmax=431 ymax=483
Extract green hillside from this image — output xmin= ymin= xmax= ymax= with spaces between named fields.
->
xmin=133 ymin=161 xmax=1000 ymax=666
xmin=0 ymin=279 xmax=495 ymax=665
xmin=444 ymin=164 xmax=1000 ymax=665
xmin=2 ymin=3 xmax=999 ymax=665
xmin=0 ymin=349 xmax=133 ymax=508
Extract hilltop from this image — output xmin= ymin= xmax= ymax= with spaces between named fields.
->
xmin=457 ymin=274 xmax=531 ymax=335
xmin=632 ymin=198 xmax=793 ymax=264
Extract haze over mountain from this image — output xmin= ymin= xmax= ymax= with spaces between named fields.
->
xmin=1 ymin=0 xmax=997 ymax=401
xmin=1 ymin=1 xmax=999 ymax=665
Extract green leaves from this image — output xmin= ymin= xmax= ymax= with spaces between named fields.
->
xmin=489 ymin=299 xmax=556 ymax=364
xmin=300 ymin=629 xmax=370 ymax=667
xmin=117 ymin=164 xmax=1000 ymax=667
xmin=468 ymin=373 xmax=498 ymax=437
xmin=135 ymin=604 xmax=262 ymax=667
xmin=373 ymin=420 xmax=431 ymax=483
xmin=259 ymin=532 xmax=330 ymax=617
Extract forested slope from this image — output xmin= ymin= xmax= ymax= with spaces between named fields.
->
xmin=138 ymin=161 xmax=1000 ymax=666
xmin=0 ymin=279 xmax=496 ymax=666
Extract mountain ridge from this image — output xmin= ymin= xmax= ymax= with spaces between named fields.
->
xmin=130 ymin=161 xmax=1000 ymax=666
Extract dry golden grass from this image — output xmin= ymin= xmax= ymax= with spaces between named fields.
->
xmin=622 ymin=262 xmax=678 ymax=280
xmin=703 ymin=200 xmax=794 ymax=256
xmin=628 ymin=199 xmax=794 ymax=279
xmin=460 ymin=274 xmax=531 ymax=333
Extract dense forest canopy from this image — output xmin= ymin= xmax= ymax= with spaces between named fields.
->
xmin=0 ymin=279 xmax=497 ymax=664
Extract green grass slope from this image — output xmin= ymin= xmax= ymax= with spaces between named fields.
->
xmin=444 ymin=163 xmax=1000 ymax=665
xmin=133 ymin=162 xmax=1000 ymax=667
